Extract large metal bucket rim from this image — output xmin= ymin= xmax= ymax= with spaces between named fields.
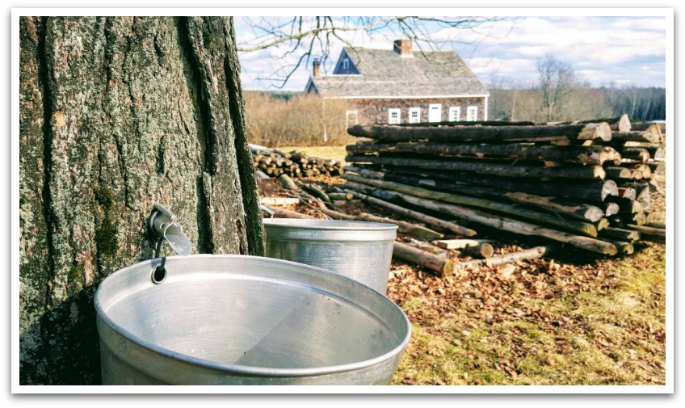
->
xmin=94 ymin=254 xmax=411 ymax=378
xmin=263 ymin=218 xmax=398 ymax=231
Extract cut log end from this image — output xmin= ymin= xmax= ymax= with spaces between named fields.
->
xmin=601 ymin=180 xmax=619 ymax=201
xmin=579 ymin=122 xmax=612 ymax=141
xmin=604 ymin=202 xmax=620 ymax=216
xmin=617 ymin=114 xmax=632 ymax=133
xmin=460 ymin=242 xmax=495 ymax=259
xmin=585 ymin=206 xmax=606 ymax=223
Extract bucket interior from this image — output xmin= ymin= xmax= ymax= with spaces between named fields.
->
xmin=96 ymin=255 xmax=409 ymax=373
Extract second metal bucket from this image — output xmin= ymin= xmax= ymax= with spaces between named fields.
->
xmin=263 ymin=219 xmax=397 ymax=293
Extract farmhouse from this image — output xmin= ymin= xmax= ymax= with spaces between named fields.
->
xmin=305 ymin=39 xmax=489 ymax=126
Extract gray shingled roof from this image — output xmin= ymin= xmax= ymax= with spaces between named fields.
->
xmin=309 ymin=47 xmax=488 ymax=97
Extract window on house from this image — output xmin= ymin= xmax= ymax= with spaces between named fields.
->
xmin=342 ymin=58 xmax=349 ymax=70
xmin=466 ymin=106 xmax=478 ymax=121
xmin=346 ymin=110 xmax=359 ymax=127
xmin=408 ymin=108 xmax=421 ymax=124
xmin=448 ymin=107 xmax=461 ymax=122
xmin=388 ymin=108 xmax=401 ymax=124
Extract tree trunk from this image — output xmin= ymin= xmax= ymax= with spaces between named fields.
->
xmin=19 ymin=16 xmax=264 ymax=385
xmin=626 ymin=224 xmax=666 ymax=242
xmin=604 ymin=166 xmax=636 ymax=180
xmin=357 ymin=170 xmax=605 ymax=222
xmin=615 ymin=147 xmax=650 ymax=162
xmin=343 ymin=174 xmax=603 ymax=238
xmin=345 ymin=172 xmax=604 ymax=222
xmin=604 ymin=240 xmax=635 ymax=255
xmin=359 ymin=181 xmax=616 ymax=255
xmin=344 ymin=189 xmax=477 ymax=237
xmin=319 ymin=208 xmax=444 ymax=241
xmin=271 ymin=206 xmax=314 ymax=219
xmin=346 ymin=155 xmax=606 ymax=180
xmin=553 ymin=114 xmax=631 ymax=132
xmin=599 ymin=227 xmax=641 ymax=243
xmin=458 ymin=242 xmax=496 ymax=259
xmin=392 ymin=242 xmax=454 ymax=276
xmin=610 ymin=128 xmax=661 ymax=144
xmin=348 ymin=122 xmax=612 ymax=143
xmin=405 ymin=239 xmax=448 ymax=255
xmin=428 ymin=168 xmax=617 ymax=202
xmin=454 ymin=246 xmax=548 ymax=270
xmin=503 ymin=192 xmax=605 ymax=222
xmin=434 ymin=239 xmax=494 ymax=250
xmin=346 ymin=142 xmax=621 ymax=166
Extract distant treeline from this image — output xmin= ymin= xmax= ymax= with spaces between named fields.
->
xmin=488 ymin=86 xmax=665 ymax=123
xmin=603 ymin=87 xmax=665 ymax=122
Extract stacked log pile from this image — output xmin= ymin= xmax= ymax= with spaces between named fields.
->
xmin=343 ymin=114 xmax=666 ymax=257
xmin=249 ymin=145 xmax=344 ymax=178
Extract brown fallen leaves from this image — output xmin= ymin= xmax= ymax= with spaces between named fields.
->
xmin=258 ymin=174 xmax=666 ymax=385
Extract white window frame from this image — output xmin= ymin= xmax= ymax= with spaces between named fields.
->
xmin=342 ymin=58 xmax=350 ymax=70
xmin=408 ymin=107 xmax=421 ymax=124
xmin=388 ymin=108 xmax=401 ymax=125
xmin=345 ymin=110 xmax=359 ymax=127
xmin=448 ymin=106 xmax=461 ymax=122
xmin=428 ymin=103 xmax=442 ymax=123
xmin=466 ymin=105 xmax=478 ymax=122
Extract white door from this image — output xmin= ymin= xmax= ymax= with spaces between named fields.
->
xmin=466 ymin=106 xmax=478 ymax=121
xmin=428 ymin=104 xmax=442 ymax=122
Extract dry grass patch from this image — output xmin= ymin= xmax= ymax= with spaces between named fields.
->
xmin=277 ymin=145 xmax=348 ymax=164
xmin=245 ymin=92 xmax=356 ymax=147
xmin=390 ymin=244 xmax=666 ymax=385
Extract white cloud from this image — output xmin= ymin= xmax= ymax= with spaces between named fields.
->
xmin=235 ymin=15 xmax=667 ymax=91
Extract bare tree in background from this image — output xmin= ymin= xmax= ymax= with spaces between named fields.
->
xmin=537 ymin=54 xmax=576 ymax=121
xmin=237 ymin=16 xmax=515 ymax=87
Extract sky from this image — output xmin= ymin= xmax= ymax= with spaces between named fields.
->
xmin=234 ymin=15 xmax=667 ymax=92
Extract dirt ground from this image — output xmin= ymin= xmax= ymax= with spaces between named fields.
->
xmin=258 ymin=169 xmax=667 ymax=386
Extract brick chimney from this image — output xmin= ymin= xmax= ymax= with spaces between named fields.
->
xmin=393 ymin=39 xmax=413 ymax=56
xmin=312 ymin=59 xmax=320 ymax=78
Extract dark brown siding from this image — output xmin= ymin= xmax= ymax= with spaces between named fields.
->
xmin=337 ymin=97 xmax=487 ymax=124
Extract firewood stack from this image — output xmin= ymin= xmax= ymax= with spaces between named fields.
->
xmin=342 ymin=114 xmax=666 ymax=256
xmin=250 ymin=145 xmax=344 ymax=178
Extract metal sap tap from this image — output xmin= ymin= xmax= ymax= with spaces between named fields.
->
xmin=148 ymin=202 xmax=192 ymax=257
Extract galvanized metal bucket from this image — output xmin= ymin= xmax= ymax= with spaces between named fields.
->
xmin=95 ymin=255 xmax=410 ymax=385
xmin=263 ymin=219 xmax=398 ymax=294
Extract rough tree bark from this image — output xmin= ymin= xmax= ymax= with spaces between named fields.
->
xmin=19 ymin=16 xmax=264 ymax=385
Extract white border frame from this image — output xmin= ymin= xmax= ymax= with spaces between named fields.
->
xmin=9 ymin=7 xmax=675 ymax=396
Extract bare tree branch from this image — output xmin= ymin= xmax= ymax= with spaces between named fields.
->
xmin=238 ymin=16 xmax=516 ymax=89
